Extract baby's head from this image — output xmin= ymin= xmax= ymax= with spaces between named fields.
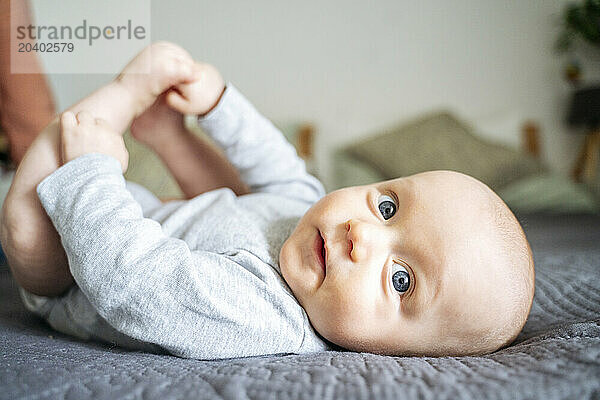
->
xmin=280 ymin=170 xmax=534 ymax=356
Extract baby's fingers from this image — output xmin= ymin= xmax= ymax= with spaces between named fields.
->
xmin=166 ymin=89 xmax=194 ymax=114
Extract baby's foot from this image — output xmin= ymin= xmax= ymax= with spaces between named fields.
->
xmin=130 ymin=93 xmax=185 ymax=149
xmin=116 ymin=42 xmax=194 ymax=116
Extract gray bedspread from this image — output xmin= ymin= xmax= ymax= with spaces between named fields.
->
xmin=1 ymin=213 xmax=599 ymax=400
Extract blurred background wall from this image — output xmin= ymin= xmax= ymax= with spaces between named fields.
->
xmin=34 ymin=0 xmax=599 ymax=189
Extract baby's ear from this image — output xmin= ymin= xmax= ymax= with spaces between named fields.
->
xmin=165 ymin=88 xmax=193 ymax=114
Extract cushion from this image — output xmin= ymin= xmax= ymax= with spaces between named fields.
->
xmin=346 ymin=111 xmax=545 ymax=191
xmin=498 ymin=173 xmax=600 ymax=214
xmin=330 ymin=148 xmax=385 ymax=190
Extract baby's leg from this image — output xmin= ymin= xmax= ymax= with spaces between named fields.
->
xmin=131 ymin=95 xmax=249 ymax=199
xmin=1 ymin=42 xmax=194 ymax=296
xmin=1 ymin=83 xmax=142 ymax=297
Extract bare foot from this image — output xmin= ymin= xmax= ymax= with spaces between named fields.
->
xmin=116 ymin=42 xmax=195 ymax=116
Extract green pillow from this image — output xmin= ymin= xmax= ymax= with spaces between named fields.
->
xmin=329 ymin=148 xmax=385 ymax=191
xmin=346 ymin=111 xmax=545 ymax=191
xmin=498 ymin=173 xmax=600 ymax=214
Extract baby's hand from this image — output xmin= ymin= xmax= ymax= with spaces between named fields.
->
xmin=165 ymin=62 xmax=225 ymax=116
xmin=60 ymin=111 xmax=129 ymax=173
xmin=117 ymin=41 xmax=195 ymax=115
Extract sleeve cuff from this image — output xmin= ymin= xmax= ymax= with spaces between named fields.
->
xmin=196 ymin=83 xmax=237 ymax=123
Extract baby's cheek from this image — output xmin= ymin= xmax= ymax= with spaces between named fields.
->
xmin=316 ymin=294 xmax=370 ymax=339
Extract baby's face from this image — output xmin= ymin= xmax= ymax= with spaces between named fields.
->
xmin=280 ymin=170 xmax=518 ymax=356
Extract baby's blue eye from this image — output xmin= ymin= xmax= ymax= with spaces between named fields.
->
xmin=378 ymin=194 xmax=396 ymax=220
xmin=391 ymin=262 xmax=410 ymax=294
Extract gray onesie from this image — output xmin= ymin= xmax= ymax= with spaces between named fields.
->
xmin=19 ymin=84 xmax=335 ymax=360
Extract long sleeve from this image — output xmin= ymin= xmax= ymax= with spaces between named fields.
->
xmin=198 ymin=84 xmax=325 ymax=203
xmin=35 ymin=153 xmax=308 ymax=359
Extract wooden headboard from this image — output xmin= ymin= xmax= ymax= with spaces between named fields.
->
xmin=521 ymin=121 xmax=541 ymax=159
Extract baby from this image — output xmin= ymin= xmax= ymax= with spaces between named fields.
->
xmin=1 ymin=42 xmax=535 ymax=359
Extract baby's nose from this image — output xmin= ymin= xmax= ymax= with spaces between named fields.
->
xmin=345 ymin=219 xmax=376 ymax=262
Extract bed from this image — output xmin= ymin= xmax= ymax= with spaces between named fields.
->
xmin=1 ymin=212 xmax=599 ymax=399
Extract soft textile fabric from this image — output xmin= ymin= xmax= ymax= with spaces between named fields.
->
xmin=19 ymin=84 xmax=334 ymax=360
xmin=347 ymin=111 xmax=545 ymax=191
xmin=498 ymin=172 xmax=600 ymax=214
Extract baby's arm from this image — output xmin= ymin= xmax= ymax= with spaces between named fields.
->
xmin=168 ymin=65 xmax=325 ymax=204
xmin=130 ymin=92 xmax=249 ymax=199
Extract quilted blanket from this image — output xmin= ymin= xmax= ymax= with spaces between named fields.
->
xmin=1 ymin=213 xmax=599 ymax=400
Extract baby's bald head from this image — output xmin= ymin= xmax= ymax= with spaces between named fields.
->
xmin=476 ymin=189 xmax=535 ymax=352
xmin=420 ymin=171 xmax=535 ymax=355
xmin=397 ymin=171 xmax=536 ymax=356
